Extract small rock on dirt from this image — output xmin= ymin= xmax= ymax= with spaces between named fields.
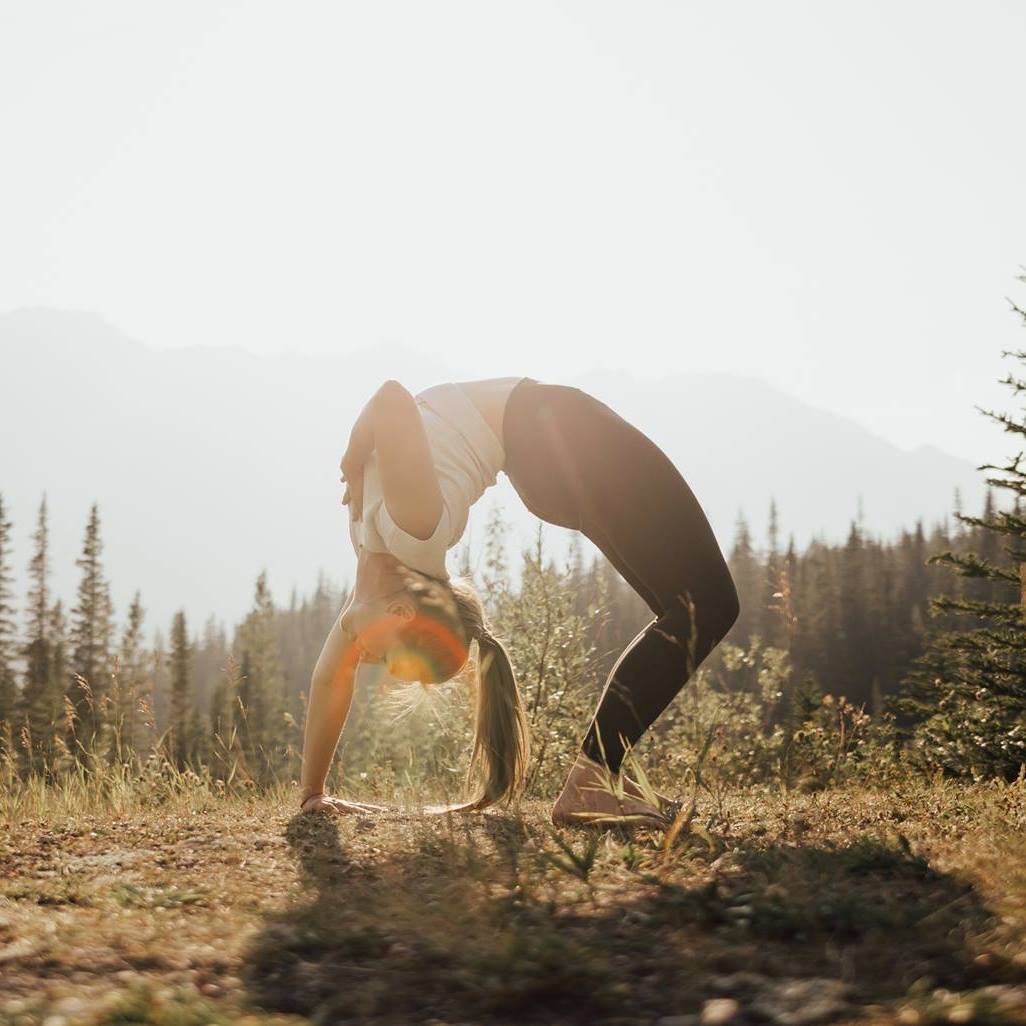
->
xmin=977 ymin=985 xmax=1026 ymax=1011
xmin=702 ymin=998 xmax=742 ymax=1026
xmin=750 ymin=978 xmax=851 ymax=1026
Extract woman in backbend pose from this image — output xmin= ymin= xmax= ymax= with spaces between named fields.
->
xmin=299 ymin=377 xmax=740 ymax=827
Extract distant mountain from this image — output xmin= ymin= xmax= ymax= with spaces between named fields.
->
xmin=0 ymin=309 xmax=984 ymax=636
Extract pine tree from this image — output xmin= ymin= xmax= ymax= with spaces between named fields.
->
xmin=837 ymin=520 xmax=873 ymax=705
xmin=727 ymin=511 xmax=761 ymax=645
xmin=168 ymin=610 xmax=191 ymax=769
xmin=481 ymin=503 xmax=510 ymax=613
xmin=150 ymin=628 xmax=169 ymax=735
xmin=790 ymin=538 xmax=842 ymax=699
xmin=20 ymin=496 xmax=54 ymax=773
xmin=897 ymin=296 xmax=1026 ymax=778
xmin=758 ymin=498 xmax=786 ymax=648
xmin=233 ymin=570 xmax=284 ymax=781
xmin=68 ymin=503 xmax=114 ymax=753
xmin=190 ymin=614 xmax=229 ymax=733
xmin=47 ymin=599 xmax=69 ymax=770
xmin=187 ymin=704 xmax=205 ymax=768
xmin=0 ymin=494 xmax=17 ymax=749
xmin=209 ymin=655 xmax=232 ymax=766
xmin=792 ymin=671 xmax=822 ymax=723
xmin=455 ymin=539 xmax=474 ymax=578
xmin=25 ymin=497 xmax=49 ymax=650
xmin=952 ymin=487 xmax=968 ymax=543
xmin=115 ymin=593 xmax=147 ymax=758
xmin=234 ymin=647 xmax=254 ymax=752
xmin=966 ymin=489 xmax=1001 ymax=602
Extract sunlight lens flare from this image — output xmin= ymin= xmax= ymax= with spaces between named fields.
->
xmin=357 ymin=610 xmax=468 ymax=685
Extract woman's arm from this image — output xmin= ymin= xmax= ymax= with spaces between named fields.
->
xmin=339 ymin=388 xmax=380 ymax=520
xmin=342 ymin=379 xmax=444 ymax=540
xmin=369 ymin=379 xmax=444 ymax=540
xmin=299 ymin=608 xmax=364 ymax=805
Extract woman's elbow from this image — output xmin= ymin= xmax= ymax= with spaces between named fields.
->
xmin=377 ymin=379 xmax=409 ymax=402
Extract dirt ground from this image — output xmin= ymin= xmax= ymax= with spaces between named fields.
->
xmin=1 ymin=782 xmax=1025 ymax=1026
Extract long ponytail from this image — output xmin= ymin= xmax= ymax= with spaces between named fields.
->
xmin=467 ymin=630 xmax=530 ymax=809
xmin=393 ymin=568 xmax=531 ymax=810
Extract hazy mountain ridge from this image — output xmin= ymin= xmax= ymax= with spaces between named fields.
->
xmin=0 ymin=309 xmax=983 ymax=634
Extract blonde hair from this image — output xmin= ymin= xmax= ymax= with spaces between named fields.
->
xmin=393 ymin=567 xmax=530 ymax=810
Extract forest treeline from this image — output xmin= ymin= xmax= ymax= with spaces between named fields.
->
xmin=0 ymin=479 xmax=1011 ymax=790
xmin=6 ymin=292 xmax=1026 ymax=801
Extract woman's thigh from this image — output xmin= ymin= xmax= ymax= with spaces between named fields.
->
xmin=504 ymin=382 xmax=731 ymax=617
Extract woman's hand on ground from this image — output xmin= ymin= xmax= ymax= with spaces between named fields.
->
xmin=300 ymin=794 xmax=388 ymax=816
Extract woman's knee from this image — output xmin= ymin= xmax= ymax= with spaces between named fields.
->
xmin=663 ymin=572 xmax=739 ymax=644
xmin=705 ymin=570 xmax=740 ymax=642
xmin=720 ymin=574 xmax=741 ymax=636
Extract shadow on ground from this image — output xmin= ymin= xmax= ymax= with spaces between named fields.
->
xmin=240 ymin=809 xmax=1015 ymax=1026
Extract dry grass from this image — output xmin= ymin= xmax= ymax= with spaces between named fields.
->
xmin=1 ymin=774 xmax=1025 ymax=1026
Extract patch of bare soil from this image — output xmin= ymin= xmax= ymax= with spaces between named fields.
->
xmin=1 ymin=785 xmax=1024 ymax=1026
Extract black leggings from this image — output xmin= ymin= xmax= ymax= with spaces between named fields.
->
xmin=502 ymin=377 xmax=741 ymax=775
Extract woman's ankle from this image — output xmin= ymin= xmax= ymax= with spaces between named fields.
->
xmin=571 ymin=750 xmax=615 ymax=779
xmin=561 ymin=753 xmax=621 ymax=803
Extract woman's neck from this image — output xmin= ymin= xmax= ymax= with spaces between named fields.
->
xmin=354 ymin=549 xmax=406 ymax=601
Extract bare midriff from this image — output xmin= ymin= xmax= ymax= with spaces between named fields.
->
xmin=452 ymin=377 xmax=526 ymax=448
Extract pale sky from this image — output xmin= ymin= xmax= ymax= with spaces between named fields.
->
xmin=3 ymin=1 xmax=1025 ymax=464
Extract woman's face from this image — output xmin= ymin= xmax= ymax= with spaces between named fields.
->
xmin=342 ymin=592 xmax=423 ymax=679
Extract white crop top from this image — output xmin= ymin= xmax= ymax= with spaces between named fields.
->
xmin=348 ymin=377 xmax=527 ymax=579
